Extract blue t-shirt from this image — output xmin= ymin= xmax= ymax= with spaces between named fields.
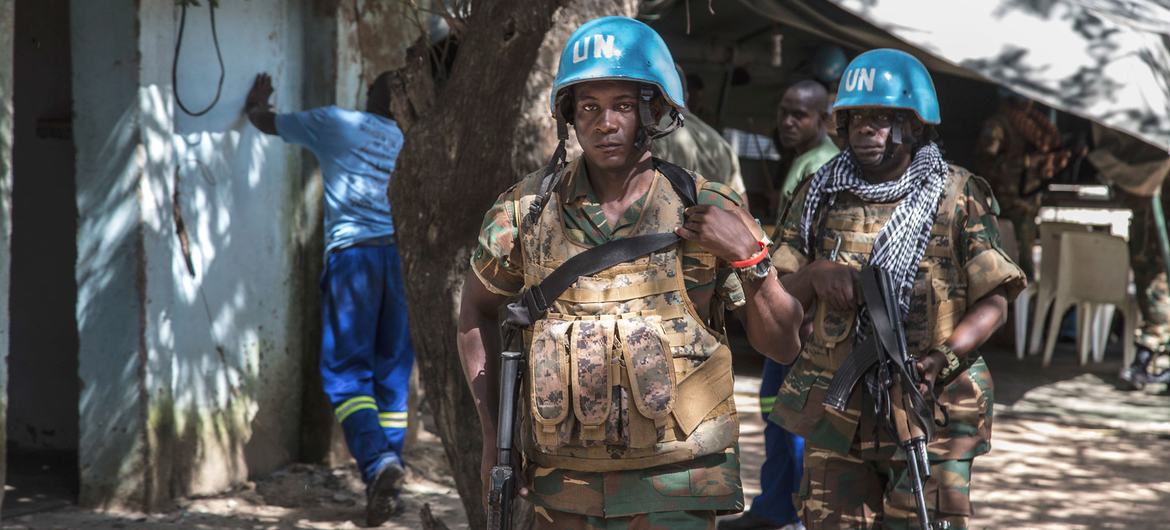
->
xmin=275 ymin=106 xmax=402 ymax=254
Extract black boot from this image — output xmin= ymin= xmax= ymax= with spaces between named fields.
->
xmin=1144 ymin=353 xmax=1170 ymax=386
xmin=1119 ymin=346 xmax=1154 ymax=391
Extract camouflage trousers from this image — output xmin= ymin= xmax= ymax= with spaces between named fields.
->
xmin=1130 ymin=205 xmax=1170 ymax=351
xmin=533 ymin=509 xmax=715 ymax=530
xmin=527 ymin=452 xmax=744 ymax=520
xmin=798 ymin=446 xmax=973 ymax=530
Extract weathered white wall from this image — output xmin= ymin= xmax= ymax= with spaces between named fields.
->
xmin=0 ymin=0 xmax=15 ymax=512
xmin=66 ymin=0 xmax=423 ymax=510
xmin=74 ymin=0 xmax=311 ymax=508
xmin=72 ymin=0 xmax=149 ymax=509
xmin=138 ymin=0 xmax=307 ymax=498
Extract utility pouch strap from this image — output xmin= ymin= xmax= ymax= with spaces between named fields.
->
xmin=672 ymin=347 xmax=734 ymax=434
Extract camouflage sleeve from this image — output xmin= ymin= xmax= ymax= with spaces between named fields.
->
xmin=957 ymin=177 xmax=1027 ymax=304
xmin=769 ymin=177 xmax=813 ymax=275
xmin=469 ymin=189 xmax=525 ymax=297
xmin=695 ymin=180 xmax=750 ymax=309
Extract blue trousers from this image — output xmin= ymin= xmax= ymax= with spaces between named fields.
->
xmin=751 ymin=359 xmax=805 ymax=526
xmin=321 ymin=242 xmax=415 ymax=483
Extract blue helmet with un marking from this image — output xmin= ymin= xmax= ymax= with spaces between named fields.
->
xmin=549 ymin=16 xmax=685 ymax=117
xmin=832 ymin=48 xmax=940 ymax=125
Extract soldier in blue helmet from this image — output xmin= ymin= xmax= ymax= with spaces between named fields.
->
xmin=457 ymin=16 xmax=805 ymax=529
xmin=766 ymin=49 xmax=1025 ymax=529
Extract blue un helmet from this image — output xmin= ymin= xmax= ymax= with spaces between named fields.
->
xmin=549 ymin=17 xmax=685 ymax=149
xmin=832 ymin=48 xmax=940 ymax=125
xmin=832 ymin=48 xmax=939 ymax=151
xmin=810 ymin=45 xmax=849 ymax=86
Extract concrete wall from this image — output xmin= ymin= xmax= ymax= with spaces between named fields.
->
xmin=74 ymin=0 xmax=312 ymax=509
xmin=65 ymin=0 xmax=421 ymax=510
xmin=0 ymin=0 xmax=15 ymax=512
xmin=138 ymin=0 xmax=307 ymax=499
xmin=72 ymin=0 xmax=149 ymax=509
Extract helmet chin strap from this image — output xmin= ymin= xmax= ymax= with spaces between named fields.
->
xmin=530 ymin=92 xmax=572 ymax=223
xmin=635 ymin=85 xmax=684 ymax=152
xmin=849 ymin=112 xmax=916 ymax=168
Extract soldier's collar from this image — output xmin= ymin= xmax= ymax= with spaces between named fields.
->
xmin=562 ymin=157 xmax=664 ymax=205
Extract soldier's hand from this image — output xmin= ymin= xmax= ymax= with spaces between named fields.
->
xmin=810 ymin=259 xmax=858 ymax=310
xmin=479 ymin=437 xmax=528 ymax=512
xmin=676 ymin=205 xmax=763 ymax=263
xmin=915 ymin=349 xmax=947 ymax=395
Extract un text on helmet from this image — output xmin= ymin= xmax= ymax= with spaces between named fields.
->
xmin=573 ymin=34 xmax=622 ymax=64
xmin=843 ymin=68 xmax=877 ymax=93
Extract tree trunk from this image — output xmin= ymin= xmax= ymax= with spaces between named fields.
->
xmin=389 ymin=1 xmax=637 ymax=527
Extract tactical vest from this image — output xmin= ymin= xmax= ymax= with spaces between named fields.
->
xmin=774 ymin=166 xmax=995 ymax=459
xmin=515 ymin=165 xmax=738 ymax=472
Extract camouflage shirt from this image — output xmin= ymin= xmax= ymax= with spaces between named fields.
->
xmin=471 ymin=157 xmax=748 ymax=312
xmin=769 ymin=165 xmax=1026 ymax=461
xmin=471 ymin=157 xmax=749 ymax=516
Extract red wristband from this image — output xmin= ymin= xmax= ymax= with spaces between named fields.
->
xmin=729 ymin=241 xmax=769 ymax=269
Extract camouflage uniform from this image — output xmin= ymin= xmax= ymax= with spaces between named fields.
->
xmin=976 ymin=112 xmax=1040 ymax=280
xmin=1126 ymin=191 xmax=1170 ymax=353
xmin=768 ymin=165 xmax=1026 ymax=529
xmin=534 ymin=509 xmax=716 ymax=530
xmin=472 ymin=158 xmax=748 ymax=527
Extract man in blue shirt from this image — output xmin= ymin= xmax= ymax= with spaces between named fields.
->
xmin=245 ymin=71 xmax=413 ymax=526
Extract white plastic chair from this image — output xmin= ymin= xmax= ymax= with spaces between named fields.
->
xmin=998 ymin=218 xmax=1037 ymax=359
xmin=1041 ymin=232 xmax=1138 ymax=368
xmin=1028 ymin=222 xmax=1094 ymax=356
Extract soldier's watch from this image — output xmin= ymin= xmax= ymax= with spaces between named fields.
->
xmin=931 ymin=344 xmax=963 ymax=383
xmin=735 ymin=255 xmax=773 ymax=283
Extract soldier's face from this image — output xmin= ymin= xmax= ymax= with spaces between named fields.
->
xmin=847 ymin=108 xmax=898 ymax=167
xmin=777 ymin=89 xmax=824 ymax=150
xmin=573 ymin=81 xmax=643 ymax=171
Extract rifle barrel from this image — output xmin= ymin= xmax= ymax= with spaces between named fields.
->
xmin=496 ymin=350 xmax=522 ymax=458
xmin=905 ymin=439 xmax=932 ymax=530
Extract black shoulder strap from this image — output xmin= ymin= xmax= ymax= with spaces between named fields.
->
xmin=503 ymin=158 xmax=697 ymax=329
xmin=504 ymin=233 xmax=680 ymax=329
xmin=652 ymin=158 xmax=697 ymax=207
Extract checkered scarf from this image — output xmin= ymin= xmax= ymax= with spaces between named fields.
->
xmin=798 ymin=142 xmax=949 ymax=316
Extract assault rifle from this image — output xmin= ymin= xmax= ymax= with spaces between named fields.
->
xmin=487 ymin=331 xmax=523 ymax=530
xmin=824 ymin=265 xmax=939 ymax=530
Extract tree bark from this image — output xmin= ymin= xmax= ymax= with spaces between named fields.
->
xmin=389 ymin=1 xmax=636 ymax=528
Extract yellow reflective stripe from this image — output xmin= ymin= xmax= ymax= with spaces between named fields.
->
xmin=379 ymin=411 xmax=408 ymax=419
xmin=759 ymin=395 xmax=777 ymax=410
xmin=334 ymin=396 xmax=377 ymax=422
xmin=380 ymin=420 xmax=409 ymax=428
xmin=337 ymin=403 xmax=377 ymax=423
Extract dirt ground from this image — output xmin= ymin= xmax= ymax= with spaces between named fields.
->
xmin=4 ymin=342 xmax=1169 ymax=530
